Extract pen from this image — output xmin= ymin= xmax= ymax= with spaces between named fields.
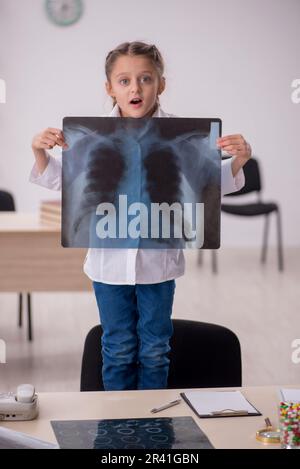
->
xmin=150 ymin=399 xmax=181 ymax=414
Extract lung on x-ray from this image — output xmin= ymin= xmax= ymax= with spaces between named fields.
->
xmin=62 ymin=117 xmax=221 ymax=249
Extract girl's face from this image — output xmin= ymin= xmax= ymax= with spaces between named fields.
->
xmin=105 ymin=55 xmax=165 ymax=118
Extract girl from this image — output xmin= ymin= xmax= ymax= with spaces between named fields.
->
xmin=30 ymin=41 xmax=251 ymax=391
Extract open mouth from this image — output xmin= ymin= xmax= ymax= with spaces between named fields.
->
xmin=129 ymin=98 xmax=143 ymax=106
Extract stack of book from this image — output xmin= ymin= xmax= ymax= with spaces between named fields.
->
xmin=40 ymin=200 xmax=61 ymax=227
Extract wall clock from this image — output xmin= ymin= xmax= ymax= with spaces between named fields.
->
xmin=45 ymin=0 xmax=83 ymax=26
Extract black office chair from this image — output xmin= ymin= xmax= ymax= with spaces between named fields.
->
xmin=221 ymin=157 xmax=284 ymax=271
xmin=0 ymin=190 xmax=33 ymax=341
xmin=197 ymin=157 xmax=283 ymax=273
xmin=80 ymin=319 xmax=242 ymax=391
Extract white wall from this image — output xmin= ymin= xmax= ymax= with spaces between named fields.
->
xmin=0 ymin=0 xmax=299 ymax=246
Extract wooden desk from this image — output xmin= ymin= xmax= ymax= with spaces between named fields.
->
xmin=0 ymin=213 xmax=91 ymax=291
xmin=1 ymin=385 xmax=296 ymax=449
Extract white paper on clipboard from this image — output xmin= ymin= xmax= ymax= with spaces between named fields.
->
xmin=181 ymin=390 xmax=261 ymax=418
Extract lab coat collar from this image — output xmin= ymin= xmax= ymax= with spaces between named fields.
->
xmin=109 ymin=103 xmax=166 ymax=118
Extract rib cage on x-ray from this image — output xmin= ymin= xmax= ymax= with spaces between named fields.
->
xmin=80 ymin=145 xmax=184 ymax=244
xmin=62 ymin=117 xmax=221 ymax=248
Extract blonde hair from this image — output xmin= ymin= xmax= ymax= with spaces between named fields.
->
xmin=105 ymin=41 xmax=165 ymax=107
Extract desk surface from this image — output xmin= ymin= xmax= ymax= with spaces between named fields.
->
xmin=1 ymin=385 xmax=297 ymax=449
xmin=0 ymin=212 xmax=59 ymax=232
xmin=0 ymin=212 xmax=90 ymax=291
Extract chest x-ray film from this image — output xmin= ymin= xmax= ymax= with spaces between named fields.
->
xmin=62 ymin=117 xmax=222 ymax=249
xmin=51 ymin=416 xmax=213 ymax=449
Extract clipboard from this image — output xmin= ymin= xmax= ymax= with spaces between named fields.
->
xmin=180 ymin=391 xmax=262 ymax=419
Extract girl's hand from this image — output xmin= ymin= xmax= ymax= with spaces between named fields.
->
xmin=216 ymin=134 xmax=251 ymax=163
xmin=32 ymin=128 xmax=68 ymax=151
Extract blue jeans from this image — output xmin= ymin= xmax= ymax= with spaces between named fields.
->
xmin=93 ymin=280 xmax=176 ymax=391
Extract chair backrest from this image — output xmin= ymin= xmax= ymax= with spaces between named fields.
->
xmin=224 ymin=157 xmax=262 ymax=197
xmin=80 ymin=319 xmax=242 ymax=391
xmin=0 ymin=190 xmax=15 ymax=211
xmin=80 ymin=325 xmax=104 ymax=391
xmin=168 ymin=319 xmax=242 ymax=388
